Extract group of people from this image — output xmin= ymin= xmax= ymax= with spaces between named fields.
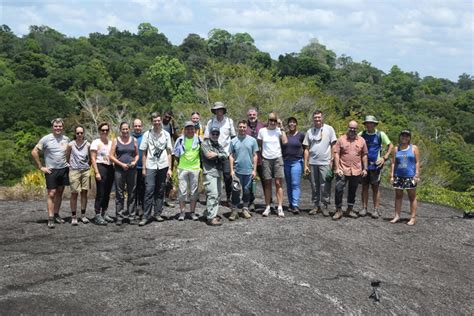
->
xmin=32 ymin=102 xmax=421 ymax=229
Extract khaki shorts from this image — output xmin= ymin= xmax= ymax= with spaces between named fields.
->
xmin=69 ymin=169 xmax=91 ymax=193
xmin=262 ymin=157 xmax=284 ymax=180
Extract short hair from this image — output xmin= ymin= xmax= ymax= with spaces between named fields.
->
xmin=51 ymin=118 xmax=64 ymax=126
xmin=238 ymin=120 xmax=248 ymax=125
xmin=98 ymin=122 xmax=109 ymax=131
xmin=268 ymin=112 xmax=278 ymax=121
xmin=150 ymin=112 xmax=161 ymax=121
xmin=312 ymin=110 xmax=323 ymax=117
xmin=119 ymin=121 xmax=129 ymax=129
xmin=191 ymin=111 xmax=200 ymax=116
xmin=247 ymin=108 xmax=258 ymax=114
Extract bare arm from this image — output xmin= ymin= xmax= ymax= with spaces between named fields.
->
xmin=90 ymin=150 xmax=100 ymax=180
xmin=141 ymin=150 xmax=147 ymax=176
xmin=252 ymin=152 xmax=258 ymax=179
xmin=413 ymin=145 xmax=421 ymax=182
xmin=132 ymin=139 xmax=139 ymax=166
xmin=280 ymin=129 xmax=288 ymax=145
xmin=31 ymin=146 xmax=51 ymax=174
xmin=229 ymin=154 xmax=235 ymax=177
xmin=303 ymin=147 xmax=310 ymax=175
xmin=109 ymin=139 xmax=126 ymax=169
xmin=390 ymin=147 xmax=397 ymax=180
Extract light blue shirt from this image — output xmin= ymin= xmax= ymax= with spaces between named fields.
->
xmin=230 ymin=135 xmax=259 ymax=175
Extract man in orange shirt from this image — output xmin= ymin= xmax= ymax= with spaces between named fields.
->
xmin=332 ymin=120 xmax=368 ymax=220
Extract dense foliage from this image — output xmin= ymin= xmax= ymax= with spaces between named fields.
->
xmin=0 ymin=23 xmax=472 ymax=209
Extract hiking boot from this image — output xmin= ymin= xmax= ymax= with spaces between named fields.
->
xmin=138 ymin=218 xmax=149 ymax=226
xmin=102 ymin=213 xmax=114 ymax=223
xmin=359 ymin=208 xmax=368 ymax=217
xmin=71 ymin=216 xmax=78 ymax=226
xmin=242 ymin=208 xmax=252 ymax=219
xmin=249 ymin=203 xmax=256 ymax=212
xmin=463 ymin=212 xmax=473 ymax=219
xmin=321 ymin=204 xmax=330 ymax=217
xmin=94 ymin=214 xmax=107 ymax=226
xmin=178 ymin=212 xmax=185 ymax=221
xmin=293 ymin=206 xmax=301 ymax=215
xmin=309 ymin=206 xmax=322 ymax=215
xmin=164 ymin=200 xmax=175 ymax=208
xmin=191 ymin=212 xmax=200 ymax=221
xmin=346 ymin=207 xmax=358 ymax=218
xmin=80 ymin=216 xmax=90 ymax=224
xmin=229 ymin=210 xmax=239 ymax=221
xmin=262 ymin=206 xmax=271 ymax=217
xmin=154 ymin=215 xmax=165 ymax=222
xmin=332 ymin=209 xmax=343 ymax=220
xmin=54 ymin=215 xmax=65 ymax=224
xmin=47 ymin=217 xmax=55 ymax=229
xmin=207 ymin=217 xmax=222 ymax=226
xmin=116 ymin=218 xmax=123 ymax=226
xmin=277 ymin=207 xmax=285 ymax=218
xmin=371 ymin=208 xmax=381 ymax=219
xmin=221 ymin=200 xmax=231 ymax=208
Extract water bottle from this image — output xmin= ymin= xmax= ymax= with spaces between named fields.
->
xmin=252 ymin=179 xmax=256 ymax=194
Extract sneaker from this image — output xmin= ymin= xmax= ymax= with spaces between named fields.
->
xmin=138 ymin=218 xmax=149 ymax=226
xmin=71 ymin=216 xmax=78 ymax=226
xmin=463 ymin=212 xmax=473 ymax=219
xmin=102 ymin=213 xmax=114 ymax=223
xmin=242 ymin=208 xmax=252 ymax=219
xmin=164 ymin=200 xmax=175 ymax=208
xmin=322 ymin=204 xmax=330 ymax=217
xmin=308 ymin=207 xmax=321 ymax=215
xmin=262 ymin=206 xmax=271 ymax=217
xmin=54 ymin=215 xmax=65 ymax=224
xmin=191 ymin=213 xmax=200 ymax=221
xmin=371 ymin=208 xmax=381 ymax=219
xmin=332 ymin=209 xmax=343 ymax=221
xmin=293 ymin=206 xmax=301 ymax=215
xmin=47 ymin=217 xmax=55 ymax=229
xmin=153 ymin=215 xmax=165 ymax=222
xmin=129 ymin=218 xmax=138 ymax=225
xmin=116 ymin=218 xmax=123 ymax=226
xmin=80 ymin=216 xmax=90 ymax=224
xmin=94 ymin=214 xmax=107 ymax=226
xmin=221 ymin=200 xmax=231 ymax=208
xmin=178 ymin=212 xmax=185 ymax=221
xmin=249 ymin=203 xmax=256 ymax=212
xmin=277 ymin=207 xmax=285 ymax=218
xmin=359 ymin=208 xmax=368 ymax=217
xmin=229 ymin=210 xmax=239 ymax=221
xmin=347 ymin=207 xmax=358 ymax=218
xmin=207 ymin=217 xmax=222 ymax=226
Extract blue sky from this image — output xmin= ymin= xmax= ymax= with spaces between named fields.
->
xmin=1 ymin=0 xmax=472 ymax=81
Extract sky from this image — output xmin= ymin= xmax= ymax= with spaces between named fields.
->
xmin=1 ymin=0 xmax=473 ymax=81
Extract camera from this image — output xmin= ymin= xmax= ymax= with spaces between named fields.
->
xmin=153 ymin=148 xmax=164 ymax=159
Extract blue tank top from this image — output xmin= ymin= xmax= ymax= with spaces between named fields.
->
xmin=116 ymin=138 xmax=135 ymax=165
xmin=394 ymin=145 xmax=416 ymax=177
xmin=361 ymin=131 xmax=382 ymax=171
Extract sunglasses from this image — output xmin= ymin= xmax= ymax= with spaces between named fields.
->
xmin=100 ymin=129 xmax=109 ymax=132
xmin=348 ymin=128 xmax=357 ymax=131
xmin=211 ymin=132 xmax=220 ymax=136
xmin=269 ymin=119 xmax=277 ymax=123
xmin=76 ymin=132 xmax=84 ymax=135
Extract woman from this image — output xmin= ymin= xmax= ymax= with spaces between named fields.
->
xmin=390 ymin=129 xmax=420 ymax=226
xmin=91 ymin=122 xmax=115 ymax=225
xmin=67 ymin=125 xmax=91 ymax=225
xmin=281 ymin=117 xmax=305 ymax=214
xmin=257 ymin=112 xmax=288 ymax=217
xmin=110 ymin=122 xmax=139 ymax=226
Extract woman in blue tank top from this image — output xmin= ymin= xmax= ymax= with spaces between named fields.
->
xmin=389 ymin=129 xmax=420 ymax=226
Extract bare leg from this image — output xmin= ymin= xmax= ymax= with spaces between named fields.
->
xmin=80 ymin=190 xmax=88 ymax=213
xmin=264 ymin=180 xmax=272 ymax=206
xmin=275 ymin=178 xmax=283 ymax=208
xmin=70 ymin=192 xmax=78 ymax=215
xmin=53 ymin=186 xmax=65 ymax=215
xmin=361 ymin=183 xmax=369 ymax=209
xmin=407 ymin=189 xmax=417 ymax=225
xmin=372 ymin=183 xmax=380 ymax=208
xmin=46 ymin=189 xmax=57 ymax=217
xmin=390 ymin=189 xmax=403 ymax=223
xmin=190 ymin=200 xmax=197 ymax=212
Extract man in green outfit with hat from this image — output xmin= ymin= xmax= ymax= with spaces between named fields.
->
xmin=359 ymin=115 xmax=393 ymax=218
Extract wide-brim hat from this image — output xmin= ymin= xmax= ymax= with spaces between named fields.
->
xmin=363 ymin=115 xmax=379 ymax=124
xmin=183 ymin=121 xmax=194 ymax=128
xmin=232 ymin=175 xmax=241 ymax=192
xmin=211 ymin=101 xmax=227 ymax=114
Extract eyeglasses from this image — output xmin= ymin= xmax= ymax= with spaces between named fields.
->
xmin=211 ymin=132 xmax=220 ymax=136
xmin=348 ymin=128 xmax=357 ymax=131
xmin=76 ymin=132 xmax=84 ymax=135
xmin=269 ymin=119 xmax=277 ymax=123
xmin=100 ymin=129 xmax=109 ymax=132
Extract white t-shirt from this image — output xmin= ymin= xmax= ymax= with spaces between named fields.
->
xmin=204 ymin=116 xmax=236 ymax=155
xmin=258 ymin=127 xmax=282 ymax=159
xmin=139 ymin=129 xmax=173 ymax=170
xmin=91 ymin=139 xmax=112 ymax=165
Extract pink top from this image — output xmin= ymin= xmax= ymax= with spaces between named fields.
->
xmin=334 ymin=135 xmax=368 ymax=176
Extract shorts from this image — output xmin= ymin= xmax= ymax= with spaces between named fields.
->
xmin=262 ymin=157 xmax=284 ymax=180
xmin=178 ymin=169 xmax=200 ymax=202
xmin=45 ymin=167 xmax=70 ymax=190
xmin=69 ymin=169 xmax=91 ymax=193
xmin=362 ymin=168 xmax=382 ymax=185
xmin=392 ymin=176 xmax=417 ymax=190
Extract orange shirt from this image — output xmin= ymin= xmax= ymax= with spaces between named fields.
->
xmin=334 ymin=135 xmax=368 ymax=176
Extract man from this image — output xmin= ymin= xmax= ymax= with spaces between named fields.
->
xmin=303 ymin=110 xmax=337 ymax=217
xmin=31 ymin=118 xmax=70 ymax=229
xmin=201 ymin=127 xmax=228 ymax=226
xmin=132 ymin=118 xmax=145 ymax=219
xmin=173 ymin=121 xmax=202 ymax=221
xmin=139 ymin=113 xmax=173 ymax=226
xmin=332 ymin=120 xmax=368 ymax=220
xmin=229 ymin=120 xmax=259 ymax=221
xmin=162 ymin=110 xmax=178 ymax=208
xmin=204 ymin=101 xmax=236 ymax=206
xmin=245 ymin=108 xmax=266 ymax=211
xmin=359 ymin=115 xmax=393 ymax=218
